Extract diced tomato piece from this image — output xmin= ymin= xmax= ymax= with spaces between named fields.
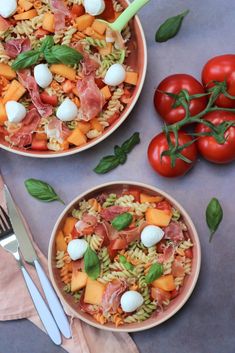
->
xmin=156 ymin=201 xmax=172 ymax=212
xmin=107 ymin=112 xmax=120 ymax=125
xmin=62 ymin=80 xmax=75 ymax=93
xmin=35 ymin=28 xmax=50 ymax=39
xmin=95 ymin=78 xmax=106 ymax=89
xmin=71 ymin=4 xmax=85 ymax=17
xmin=123 ymin=189 xmax=140 ymax=202
xmin=0 ymin=16 xmax=11 ymax=32
xmin=111 ymin=238 xmax=127 ymax=250
xmin=82 ymin=226 xmax=95 ymax=235
xmin=170 ymin=288 xmax=180 ymax=299
xmin=31 ymin=136 xmax=48 ymax=151
xmin=71 ymin=226 xmax=80 ymax=239
xmin=120 ymin=88 xmax=132 ymax=104
xmin=40 ymin=92 xmax=58 ymax=107
xmin=156 ymin=240 xmax=166 ymax=253
xmin=185 ymin=248 xmax=193 ymax=259
xmin=107 ymin=245 xmax=118 ymax=260
xmin=98 ymin=0 xmax=115 ymax=21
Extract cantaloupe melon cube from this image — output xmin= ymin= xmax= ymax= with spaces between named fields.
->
xmin=67 ymin=128 xmax=87 ymax=146
xmin=63 ymin=217 xmax=77 ymax=236
xmin=0 ymin=63 xmax=16 ymax=80
xmin=152 ymin=275 xmax=176 ymax=291
xmin=92 ymin=20 xmax=107 ymax=35
xmin=84 ymin=278 xmax=105 ymax=305
xmin=55 ymin=230 xmax=67 ymax=252
xmin=100 ymin=85 xmax=112 ymax=100
xmin=42 ymin=13 xmax=55 ymax=33
xmin=125 ymin=71 xmax=138 ymax=85
xmin=146 ymin=208 xmax=172 ymax=227
xmin=71 ymin=270 xmax=88 ymax=292
xmin=140 ymin=193 xmax=163 ymax=204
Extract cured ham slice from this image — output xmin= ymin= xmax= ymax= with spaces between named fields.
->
xmin=119 ymin=221 xmax=148 ymax=244
xmin=46 ymin=116 xmax=70 ymax=140
xmin=171 ymin=258 xmax=185 ymax=277
xmin=50 ymin=0 xmax=70 ymax=31
xmin=18 ymin=70 xmax=53 ymax=117
xmin=77 ymin=75 xmax=105 ymax=121
xmin=164 ymin=221 xmax=185 ymax=243
xmin=72 ymin=42 xmax=99 ymax=75
xmin=4 ymin=38 xmax=31 ymax=59
xmin=102 ymin=279 xmax=127 ymax=314
xmin=9 ymin=108 xmax=41 ymax=148
xmin=151 ymin=287 xmax=171 ymax=309
xmin=82 ymin=214 xmax=98 ymax=226
xmin=100 ymin=206 xmax=129 ymax=222
xmin=163 ymin=244 xmax=175 ymax=262
xmin=79 ymin=292 xmax=99 ymax=315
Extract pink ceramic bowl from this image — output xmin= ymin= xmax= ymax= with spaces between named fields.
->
xmin=0 ymin=0 xmax=147 ymax=158
xmin=48 ymin=181 xmax=201 ymax=332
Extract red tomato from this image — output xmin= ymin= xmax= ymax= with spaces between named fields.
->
xmin=148 ymin=131 xmax=198 ymax=178
xmin=40 ymin=92 xmax=58 ymax=107
xmin=154 ymin=74 xmax=207 ymax=124
xmin=155 ymin=201 xmax=172 ymax=212
xmin=107 ymin=112 xmax=120 ymax=125
xmin=185 ymin=248 xmax=193 ymax=259
xmin=98 ymin=0 xmax=115 ymax=21
xmin=202 ymin=54 xmax=235 ymax=108
xmin=31 ymin=137 xmax=48 ymax=151
xmin=71 ymin=4 xmax=85 ymax=17
xmin=156 ymin=240 xmax=166 ymax=253
xmin=95 ymin=78 xmax=106 ymax=89
xmin=195 ymin=111 xmax=235 ymax=164
xmin=170 ymin=288 xmax=180 ymax=299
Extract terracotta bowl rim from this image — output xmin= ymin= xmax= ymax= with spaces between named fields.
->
xmin=0 ymin=12 xmax=147 ymax=158
xmin=48 ymin=181 xmax=201 ymax=333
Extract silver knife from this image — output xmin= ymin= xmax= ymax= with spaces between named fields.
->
xmin=4 ymin=185 xmax=71 ymax=339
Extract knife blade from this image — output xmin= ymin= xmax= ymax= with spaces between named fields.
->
xmin=4 ymin=185 xmax=38 ymax=263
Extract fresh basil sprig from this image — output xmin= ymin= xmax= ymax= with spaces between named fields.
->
xmin=111 ymin=212 xmax=133 ymax=231
xmin=94 ymin=132 xmax=140 ymax=174
xmin=12 ymin=36 xmax=83 ymax=71
xmin=84 ymin=246 xmax=100 ymax=280
xmin=155 ymin=10 xmax=189 ymax=43
xmin=145 ymin=263 xmax=163 ymax=284
xmin=119 ymin=255 xmax=134 ymax=271
xmin=206 ymin=198 xmax=223 ymax=242
xmin=24 ymin=178 xmax=64 ymax=204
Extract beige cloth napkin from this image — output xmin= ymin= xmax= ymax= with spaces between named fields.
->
xmin=0 ymin=176 xmax=139 ymax=353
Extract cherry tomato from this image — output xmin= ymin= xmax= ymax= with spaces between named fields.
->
xmin=195 ymin=111 xmax=235 ymax=164
xmin=202 ymin=54 xmax=235 ymax=108
xmin=40 ymin=92 xmax=58 ymax=107
xmin=98 ymin=0 xmax=115 ymax=21
xmin=185 ymin=248 xmax=193 ymax=259
xmin=154 ymin=74 xmax=207 ymax=124
xmin=148 ymin=131 xmax=198 ymax=178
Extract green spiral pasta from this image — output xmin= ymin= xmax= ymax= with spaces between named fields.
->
xmin=98 ymin=247 xmax=111 ymax=274
xmin=103 ymin=193 xmax=117 ymax=208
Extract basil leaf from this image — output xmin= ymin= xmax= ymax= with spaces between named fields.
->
xmin=84 ymin=246 xmax=100 ymax=280
xmin=155 ymin=10 xmax=189 ymax=43
xmin=145 ymin=263 xmax=163 ymax=284
xmin=119 ymin=255 xmax=134 ymax=271
xmin=111 ymin=212 xmax=133 ymax=231
xmin=94 ymin=155 xmax=120 ymax=174
xmin=50 ymin=45 xmax=83 ymax=65
xmin=40 ymin=36 xmax=54 ymax=52
xmin=24 ymin=178 xmax=64 ymax=204
xmin=121 ymin=132 xmax=140 ymax=154
xmin=206 ymin=198 xmax=223 ymax=242
xmin=44 ymin=49 xmax=61 ymax=64
xmin=12 ymin=50 xmax=41 ymax=71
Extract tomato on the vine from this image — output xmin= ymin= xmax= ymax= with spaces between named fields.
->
xmin=154 ymin=74 xmax=207 ymax=124
xmin=148 ymin=131 xmax=198 ymax=178
xmin=202 ymin=54 xmax=235 ymax=108
xmin=195 ymin=111 xmax=235 ymax=164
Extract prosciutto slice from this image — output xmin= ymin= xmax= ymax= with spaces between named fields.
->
xmin=100 ymin=206 xmax=130 ymax=222
xmin=9 ymin=108 xmax=41 ymax=148
xmin=4 ymin=38 xmax=31 ymax=59
xmin=0 ymin=16 xmax=11 ymax=33
xmin=18 ymin=70 xmax=53 ymax=117
xmin=163 ymin=244 xmax=175 ymax=262
xmin=171 ymin=258 xmax=185 ymax=277
xmin=50 ymin=0 xmax=70 ymax=32
xmin=46 ymin=116 xmax=70 ymax=140
xmin=151 ymin=287 xmax=171 ymax=309
xmin=79 ymin=292 xmax=99 ymax=315
xmin=82 ymin=214 xmax=98 ymax=226
xmin=77 ymin=75 xmax=105 ymax=121
xmin=164 ymin=222 xmax=185 ymax=243
xmin=119 ymin=221 xmax=148 ymax=244
xmin=72 ymin=42 xmax=99 ymax=75
xmin=102 ymin=279 xmax=127 ymax=314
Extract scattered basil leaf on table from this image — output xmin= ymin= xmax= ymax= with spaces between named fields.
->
xmin=94 ymin=132 xmax=140 ymax=174
xmin=24 ymin=178 xmax=64 ymax=204
xmin=206 ymin=198 xmax=223 ymax=242
xmin=119 ymin=255 xmax=134 ymax=271
xmin=84 ymin=246 xmax=100 ymax=280
xmin=111 ymin=212 xmax=133 ymax=231
xmin=145 ymin=263 xmax=163 ymax=284
xmin=155 ymin=9 xmax=189 ymax=43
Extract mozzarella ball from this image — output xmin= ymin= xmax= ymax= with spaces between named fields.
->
xmin=56 ymin=98 xmax=78 ymax=122
xmin=6 ymin=101 xmax=27 ymax=123
xmin=67 ymin=239 xmax=88 ymax=261
xmin=141 ymin=225 xmax=164 ymax=248
xmin=83 ymin=0 xmax=105 ymax=16
xmin=120 ymin=291 xmax=144 ymax=313
xmin=34 ymin=64 xmax=53 ymax=89
xmin=104 ymin=64 xmax=126 ymax=86
xmin=0 ymin=0 xmax=17 ymax=18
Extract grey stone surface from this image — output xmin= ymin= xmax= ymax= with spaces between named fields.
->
xmin=0 ymin=0 xmax=235 ymax=352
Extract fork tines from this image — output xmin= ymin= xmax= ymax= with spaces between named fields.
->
xmin=0 ymin=205 xmax=13 ymax=236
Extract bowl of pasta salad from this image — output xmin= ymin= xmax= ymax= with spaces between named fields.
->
xmin=0 ymin=0 xmax=147 ymax=157
xmin=48 ymin=181 xmax=201 ymax=332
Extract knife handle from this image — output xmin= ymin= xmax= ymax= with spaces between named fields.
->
xmin=34 ymin=259 xmax=71 ymax=339
xmin=21 ymin=266 xmax=62 ymax=345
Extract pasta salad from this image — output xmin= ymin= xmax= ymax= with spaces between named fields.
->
xmin=0 ymin=0 xmax=138 ymax=152
xmin=55 ymin=187 xmax=194 ymax=327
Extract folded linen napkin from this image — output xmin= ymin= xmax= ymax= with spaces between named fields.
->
xmin=0 ymin=176 xmax=139 ymax=353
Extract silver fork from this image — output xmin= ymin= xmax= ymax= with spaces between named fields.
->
xmin=0 ymin=205 xmax=62 ymax=345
